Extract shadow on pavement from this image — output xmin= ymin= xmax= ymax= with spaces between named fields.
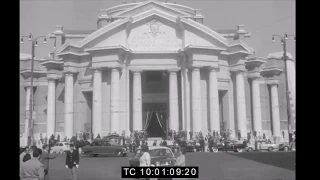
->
xmin=228 ymin=151 xmax=295 ymax=171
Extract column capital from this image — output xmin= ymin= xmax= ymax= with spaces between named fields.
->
xmin=131 ymin=69 xmax=143 ymax=74
xmin=64 ymin=71 xmax=77 ymax=76
xmin=247 ymin=70 xmax=261 ymax=80
xmin=190 ymin=66 xmax=202 ymax=71
xmin=47 ymin=73 xmax=61 ymax=81
xmin=24 ymin=81 xmax=38 ymax=88
xmin=111 ymin=68 xmax=120 ymax=72
xmin=168 ymin=68 xmax=180 ymax=73
xmin=207 ymin=66 xmax=220 ymax=72
xmin=229 ymin=63 xmax=246 ymax=74
xmin=90 ymin=67 xmax=102 ymax=73
xmin=265 ymin=78 xmax=280 ymax=85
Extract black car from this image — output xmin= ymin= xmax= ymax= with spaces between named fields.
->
xmin=213 ymin=140 xmax=247 ymax=152
xmin=129 ymin=146 xmax=176 ymax=167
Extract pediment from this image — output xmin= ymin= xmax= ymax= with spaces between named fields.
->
xmin=113 ymin=1 xmax=190 ymax=18
xmin=58 ymin=9 xmax=229 ymax=54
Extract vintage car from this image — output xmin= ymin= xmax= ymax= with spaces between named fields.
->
xmin=81 ymin=139 xmax=128 ymax=157
xmin=51 ymin=142 xmax=70 ymax=154
xmin=278 ymin=142 xmax=290 ymax=151
xmin=129 ymin=146 xmax=176 ymax=167
xmin=184 ymin=141 xmax=201 ymax=152
xmin=213 ymin=140 xmax=247 ymax=152
xmin=246 ymin=141 xmax=280 ymax=152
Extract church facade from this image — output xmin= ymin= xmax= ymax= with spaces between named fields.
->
xmin=20 ymin=1 xmax=295 ymax=146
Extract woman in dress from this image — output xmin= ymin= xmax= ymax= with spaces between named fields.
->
xmin=175 ymin=147 xmax=186 ymax=167
xmin=139 ymin=145 xmax=151 ymax=167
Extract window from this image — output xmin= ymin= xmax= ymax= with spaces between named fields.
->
xmin=59 ymin=143 xmax=63 ymax=146
xmin=103 ymin=141 xmax=111 ymax=146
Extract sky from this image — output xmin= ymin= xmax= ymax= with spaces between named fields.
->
xmin=20 ymin=0 xmax=295 ymax=59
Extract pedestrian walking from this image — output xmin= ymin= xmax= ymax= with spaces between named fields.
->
xmin=263 ymin=133 xmax=266 ymax=140
xmin=41 ymin=144 xmax=57 ymax=180
xmin=139 ymin=145 xmax=151 ymax=167
xmin=20 ymin=148 xmax=45 ymax=180
xmin=199 ymin=137 xmax=205 ymax=152
xmin=65 ymin=144 xmax=80 ymax=180
xmin=238 ymin=131 xmax=241 ymax=141
xmin=282 ymin=131 xmax=285 ymax=140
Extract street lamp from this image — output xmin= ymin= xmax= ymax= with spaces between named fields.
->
xmin=271 ymin=33 xmax=295 ymax=136
xmin=20 ymin=33 xmax=47 ymax=146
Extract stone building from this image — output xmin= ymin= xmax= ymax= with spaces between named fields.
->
xmin=20 ymin=1 xmax=295 ymax=146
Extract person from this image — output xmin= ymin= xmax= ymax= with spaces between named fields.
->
xmin=282 ymin=131 xmax=285 ymax=140
xmin=41 ymin=144 xmax=57 ymax=180
xmin=20 ymin=146 xmax=30 ymax=164
xmin=175 ymin=147 xmax=186 ymax=166
xmin=153 ymin=140 xmax=157 ymax=146
xmin=162 ymin=140 xmax=167 ymax=147
xmin=238 ymin=131 xmax=241 ymax=141
xmin=263 ymin=133 xmax=266 ymax=140
xmin=139 ymin=145 xmax=151 ymax=167
xmin=208 ymin=137 xmax=213 ymax=152
xmin=20 ymin=148 xmax=45 ymax=180
xmin=65 ymin=144 xmax=80 ymax=180
xmin=199 ymin=137 xmax=205 ymax=152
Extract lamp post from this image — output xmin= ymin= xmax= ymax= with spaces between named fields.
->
xmin=20 ymin=34 xmax=47 ymax=146
xmin=271 ymin=33 xmax=295 ymax=136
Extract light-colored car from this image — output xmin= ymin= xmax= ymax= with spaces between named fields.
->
xmin=246 ymin=141 xmax=279 ymax=152
xmin=51 ymin=142 xmax=70 ymax=154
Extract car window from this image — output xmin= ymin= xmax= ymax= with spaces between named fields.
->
xmin=92 ymin=141 xmax=102 ymax=146
xmin=59 ymin=143 xmax=63 ymax=146
xmin=55 ymin=143 xmax=59 ymax=146
xmin=65 ymin=143 xmax=70 ymax=145
xmin=149 ymin=149 xmax=174 ymax=158
xmin=103 ymin=141 xmax=111 ymax=146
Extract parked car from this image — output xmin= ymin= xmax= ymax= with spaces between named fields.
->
xmin=213 ymin=140 xmax=247 ymax=152
xmin=129 ymin=146 xmax=176 ymax=167
xmin=278 ymin=142 xmax=290 ymax=151
xmin=51 ymin=142 xmax=70 ymax=154
xmin=246 ymin=141 xmax=280 ymax=152
xmin=81 ymin=139 xmax=128 ymax=157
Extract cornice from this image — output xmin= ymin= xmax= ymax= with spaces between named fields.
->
xmin=78 ymin=78 xmax=92 ymax=85
xmin=229 ymin=63 xmax=246 ymax=73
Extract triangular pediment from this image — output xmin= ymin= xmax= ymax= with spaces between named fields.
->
xmin=113 ymin=1 xmax=190 ymax=18
xmin=58 ymin=8 xmax=229 ymax=54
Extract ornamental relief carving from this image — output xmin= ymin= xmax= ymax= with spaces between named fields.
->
xmin=128 ymin=20 xmax=182 ymax=51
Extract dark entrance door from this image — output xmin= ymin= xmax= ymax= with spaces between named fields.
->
xmin=146 ymin=113 xmax=163 ymax=137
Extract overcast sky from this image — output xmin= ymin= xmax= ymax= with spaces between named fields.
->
xmin=20 ymin=0 xmax=295 ymax=59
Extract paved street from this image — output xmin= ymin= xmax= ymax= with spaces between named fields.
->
xmin=48 ymin=151 xmax=295 ymax=180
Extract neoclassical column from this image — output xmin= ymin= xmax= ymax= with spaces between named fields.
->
xmin=268 ymin=79 xmax=281 ymax=141
xmin=235 ymin=70 xmax=247 ymax=137
xmin=208 ymin=67 xmax=220 ymax=133
xmin=169 ymin=69 xmax=179 ymax=131
xmin=111 ymin=68 xmax=120 ymax=134
xmin=92 ymin=68 xmax=102 ymax=136
xmin=247 ymin=73 xmax=263 ymax=133
xmin=191 ymin=66 xmax=202 ymax=132
xmin=46 ymin=78 xmax=57 ymax=138
xmin=185 ymin=68 xmax=191 ymax=132
xmin=64 ymin=72 xmax=74 ymax=139
xmin=132 ymin=70 xmax=143 ymax=131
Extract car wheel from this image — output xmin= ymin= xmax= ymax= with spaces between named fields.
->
xmin=237 ymin=149 xmax=243 ymax=152
xmin=93 ymin=154 xmax=98 ymax=157
xmin=247 ymin=148 xmax=253 ymax=152
xmin=213 ymin=149 xmax=218 ymax=153
xmin=85 ymin=152 xmax=93 ymax=157
xmin=283 ymin=146 xmax=289 ymax=151
xmin=268 ymin=147 xmax=274 ymax=152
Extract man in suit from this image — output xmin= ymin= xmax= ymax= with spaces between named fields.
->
xmin=20 ymin=148 xmax=45 ymax=180
xmin=41 ymin=144 xmax=57 ymax=180
xmin=66 ymin=144 xmax=80 ymax=180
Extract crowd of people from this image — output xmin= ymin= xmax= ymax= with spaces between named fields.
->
xmin=20 ymin=142 xmax=80 ymax=180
